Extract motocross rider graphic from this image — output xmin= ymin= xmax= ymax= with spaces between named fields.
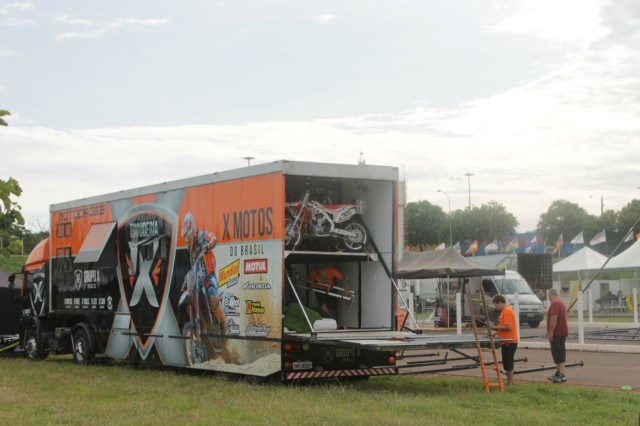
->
xmin=181 ymin=213 xmax=227 ymax=342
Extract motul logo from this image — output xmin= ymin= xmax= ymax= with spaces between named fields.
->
xmin=244 ymin=259 xmax=268 ymax=274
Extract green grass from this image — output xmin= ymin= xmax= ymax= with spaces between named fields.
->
xmin=0 ymin=254 xmax=27 ymax=274
xmin=0 ymin=357 xmax=637 ymax=425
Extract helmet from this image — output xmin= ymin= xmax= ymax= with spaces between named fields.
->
xmin=181 ymin=213 xmax=195 ymax=245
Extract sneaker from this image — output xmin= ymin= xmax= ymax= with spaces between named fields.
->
xmin=553 ymin=374 xmax=566 ymax=383
xmin=548 ymin=372 xmax=559 ymax=381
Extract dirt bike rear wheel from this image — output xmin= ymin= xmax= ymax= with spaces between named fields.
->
xmin=183 ymin=322 xmax=207 ymax=366
xmin=343 ymin=221 xmax=367 ymax=251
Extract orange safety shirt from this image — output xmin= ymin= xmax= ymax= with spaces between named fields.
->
xmin=497 ymin=305 xmax=519 ymax=345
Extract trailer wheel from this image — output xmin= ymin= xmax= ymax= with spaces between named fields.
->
xmin=528 ymin=321 xmax=541 ymax=328
xmin=72 ymin=327 xmax=94 ymax=365
xmin=24 ymin=327 xmax=47 ymax=361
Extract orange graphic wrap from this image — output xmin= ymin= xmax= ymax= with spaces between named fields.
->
xmin=50 ymin=203 xmax=113 ymax=255
xmin=177 ymin=173 xmax=285 ymax=246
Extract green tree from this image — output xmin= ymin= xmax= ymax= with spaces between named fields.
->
xmin=537 ymin=200 xmax=592 ymax=245
xmin=405 ymin=200 xmax=447 ymax=248
xmin=451 ymin=201 xmax=518 ymax=243
xmin=0 ymin=110 xmax=10 ymax=126
xmin=617 ymin=199 xmax=640 ymax=238
xmin=0 ymin=177 xmax=25 ymax=256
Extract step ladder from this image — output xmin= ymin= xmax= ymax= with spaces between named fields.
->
xmin=464 ymin=284 xmax=504 ymax=393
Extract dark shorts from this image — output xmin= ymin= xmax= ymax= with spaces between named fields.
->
xmin=551 ymin=336 xmax=567 ymax=364
xmin=500 ymin=343 xmax=518 ymax=372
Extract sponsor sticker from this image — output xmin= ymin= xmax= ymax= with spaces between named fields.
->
xmin=245 ymin=300 xmax=266 ymax=314
xmin=219 ymin=259 xmax=240 ymax=288
xmin=244 ymin=258 xmax=268 ymax=274
xmin=242 ymin=281 xmax=272 ymax=290
xmin=246 ymin=323 xmax=271 ymax=337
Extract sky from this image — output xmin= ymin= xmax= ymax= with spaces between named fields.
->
xmin=1 ymin=0 xmax=639 ymax=235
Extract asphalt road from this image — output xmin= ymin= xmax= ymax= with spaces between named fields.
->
xmin=402 ymin=321 xmax=640 ymax=390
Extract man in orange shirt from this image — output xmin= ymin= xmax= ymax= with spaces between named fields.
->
xmin=490 ymin=294 xmax=518 ymax=386
xmin=307 ymin=265 xmax=351 ymax=321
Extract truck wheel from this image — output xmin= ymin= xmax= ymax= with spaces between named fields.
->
xmin=24 ymin=327 xmax=47 ymax=361
xmin=72 ymin=327 xmax=94 ymax=364
xmin=528 ymin=321 xmax=541 ymax=328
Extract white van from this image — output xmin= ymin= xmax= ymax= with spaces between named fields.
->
xmin=434 ymin=270 xmax=544 ymax=328
xmin=480 ymin=270 xmax=544 ymax=328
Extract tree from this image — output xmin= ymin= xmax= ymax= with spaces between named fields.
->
xmin=537 ymin=200 xmax=591 ymax=245
xmin=0 ymin=110 xmax=10 ymax=126
xmin=404 ymin=200 xmax=447 ymax=248
xmin=617 ymin=199 xmax=640 ymax=235
xmin=0 ymin=177 xmax=25 ymax=256
xmin=451 ymin=201 xmax=518 ymax=243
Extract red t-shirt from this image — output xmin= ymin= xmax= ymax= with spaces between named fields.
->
xmin=497 ymin=305 xmax=518 ymax=344
xmin=547 ymin=299 xmax=568 ymax=337
xmin=308 ymin=266 xmax=342 ymax=291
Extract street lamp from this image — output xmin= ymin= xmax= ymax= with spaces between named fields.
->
xmin=463 ymin=173 xmax=474 ymax=210
xmin=589 ymin=195 xmax=604 ymax=216
xmin=242 ymin=156 xmax=255 ymax=166
xmin=437 ymin=189 xmax=453 ymax=247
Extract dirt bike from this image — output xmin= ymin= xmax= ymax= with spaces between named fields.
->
xmin=285 ymin=190 xmax=368 ymax=251
xmin=179 ymin=254 xmax=226 ymax=366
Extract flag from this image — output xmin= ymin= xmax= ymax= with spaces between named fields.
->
xmin=465 ymin=240 xmax=478 ymax=255
xmin=530 ymin=236 xmax=538 ymax=246
xmin=485 ymin=239 xmax=499 ymax=253
xmin=506 ymin=238 xmax=519 ymax=253
xmin=589 ymin=229 xmax=606 ymax=246
xmin=570 ymin=231 xmax=584 ymax=245
xmin=435 ymin=242 xmax=446 ymax=250
xmin=623 ymin=231 xmax=636 ymax=243
xmin=453 ymin=241 xmax=461 ymax=253
xmin=552 ymin=233 xmax=564 ymax=254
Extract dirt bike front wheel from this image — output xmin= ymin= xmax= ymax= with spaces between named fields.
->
xmin=284 ymin=217 xmax=302 ymax=249
xmin=343 ymin=221 xmax=367 ymax=251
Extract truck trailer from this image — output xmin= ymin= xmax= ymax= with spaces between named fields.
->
xmin=16 ymin=160 xmax=483 ymax=381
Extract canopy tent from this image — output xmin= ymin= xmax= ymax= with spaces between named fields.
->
xmin=552 ymin=246 xmax=608 ymax=273
xmin=604 ymin=238 xmax=640 ymax=271
xmin=398 ymin=247 xmax=503 ymax=279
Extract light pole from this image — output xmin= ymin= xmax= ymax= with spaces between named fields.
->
xmin=589 ymin=195 xmax=604 ymax=216
xmin=242 ymin=156 xmax=255 ymax=167
xmin=437 ymin=189 xmax=452 ymax=247
xmin=464 ymin=173 xmax=474 ymax=210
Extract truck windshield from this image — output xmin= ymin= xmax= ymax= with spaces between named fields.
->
xmin=494 ymin=278 xmax=533 ymax=295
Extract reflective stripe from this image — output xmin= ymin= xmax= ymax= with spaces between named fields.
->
xmin=286 ymin=367 xmax=396 ymax=380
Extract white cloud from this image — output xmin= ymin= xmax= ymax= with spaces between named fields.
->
xmin=1 ymin=17 xmax=34 ymax=26
xmin=55 ymin=16 xmax=170 ymax=40
xmin=489 ymin=0 xmax=609 ymax=43
xmin=7 ymin=2 xmax=33 ymax=11
xmin=0 ymin=48 xmax=15 ymax=57
xmin=314 ymin=14 xmax=338 ymax=24
xmin=0 ymin=84 xmax=5 ymax=91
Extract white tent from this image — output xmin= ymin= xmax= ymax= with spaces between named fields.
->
xmin=605 ymin=238 xmax=640 ymax=270
xmin=553 ymin=246 xmax=608 ymax=273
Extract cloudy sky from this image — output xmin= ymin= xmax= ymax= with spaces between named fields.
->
xmin=1 ymin=0 xmax=639 ymax=234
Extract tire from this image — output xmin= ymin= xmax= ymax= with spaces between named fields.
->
xmin=284 ymin=217 xmax=302 ymax=249
xmin=24 ymin=327 xmax=47 ymax=361
xmin=343 ymin=221 xmax=367 ymax=251
xmin=72 ymin=327 xmax=94 ymax=365
xmin=528 ymin=321 xmax=541 ymax=329
xmin=183 ymin=322 xmax=207 ymax=366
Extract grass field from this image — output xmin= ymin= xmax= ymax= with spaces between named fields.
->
xmin=0 ymin=356 xmax=637 ymax=425
xmin=0 ymin=254 xmax=27 ymax=274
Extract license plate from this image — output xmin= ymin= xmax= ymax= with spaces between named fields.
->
xmin=527 ymin=313 xmax=536 ymax=318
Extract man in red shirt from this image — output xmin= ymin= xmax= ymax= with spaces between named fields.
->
xmin=547 ymin=289 xmax=569 ymax=383
xmin=490 ymin=294 xmax=518 ymax=386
